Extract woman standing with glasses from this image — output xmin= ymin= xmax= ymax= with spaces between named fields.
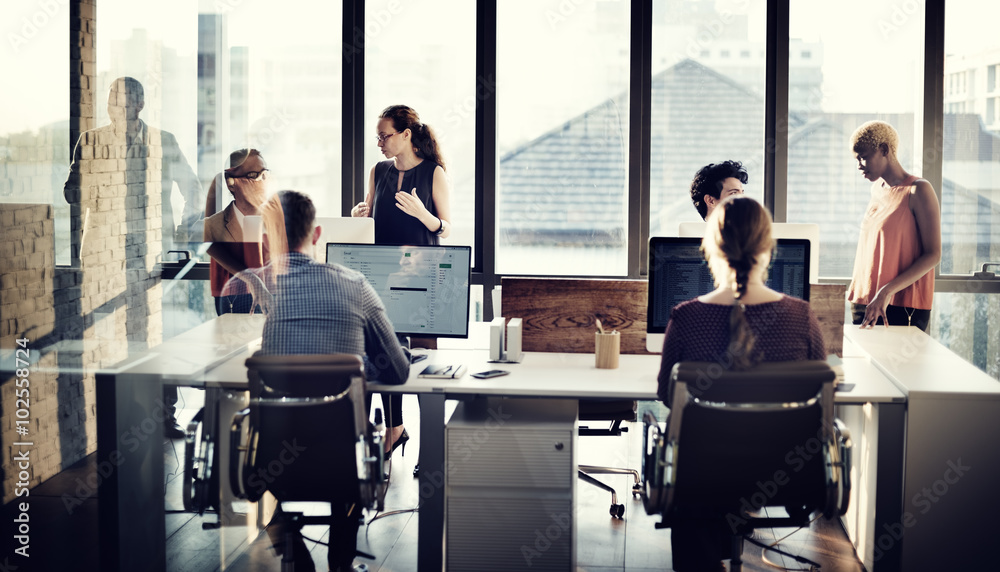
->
xmin=204 ymin=148 xmax=269 ymax=315
xmin=351 ymin=105 xmax=453 ymax=469
xmin=352 ymin=104 xmax=452 ymax=244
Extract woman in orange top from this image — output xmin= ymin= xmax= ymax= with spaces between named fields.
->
xmin=847 ymin=121 xmax=941 ymax=331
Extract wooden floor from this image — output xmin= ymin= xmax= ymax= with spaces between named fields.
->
xmin=2 ymin=394 xmax=865 ymax=572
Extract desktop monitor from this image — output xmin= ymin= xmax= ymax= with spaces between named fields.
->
xmin=645 ymin=236 xmax=810 ymax=352
xmin=315 ymin=216 xmax=375 ymax=246
xmin=326 ymin=243 xmax=472 ymax=338
xmin=677 ymin=221 xmax=820 ymax=285
xmin=242 ymin=216 xmax=375 ymax=246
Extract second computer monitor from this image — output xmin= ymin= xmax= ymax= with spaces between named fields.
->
xmin=645 ymin=236 xmax=810 ymax=352
xmin=326 ymin=243 xmax=471 ymax=338
xmin=677 ymin=221 xmax=820 ymax=285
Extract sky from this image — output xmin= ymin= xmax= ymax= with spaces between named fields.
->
xmin=0 ymin=0 xmax=995 ymax=138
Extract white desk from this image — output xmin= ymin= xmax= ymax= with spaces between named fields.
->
xmin=94 ymin=314 xmax=265 ymax=572
xmin=845 ymin=326 xmax=1000 ymax=571
xmin=367 ymin=344 xmax=902 ymax=572
xmin=97 ymin=315 xmax=906 ymax=572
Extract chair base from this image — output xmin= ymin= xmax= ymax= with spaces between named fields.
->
xmin=578 ymin=465 xmax=643 ymax=518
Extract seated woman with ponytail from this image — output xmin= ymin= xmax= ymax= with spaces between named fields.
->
xmin=655 ymin=196 xmax=825 ymax=572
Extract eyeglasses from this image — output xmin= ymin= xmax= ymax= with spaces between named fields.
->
xmin=376 ymin=132 xmax=399 ymax=143
xmin=226 ymin=168 xmax=269 ymax=181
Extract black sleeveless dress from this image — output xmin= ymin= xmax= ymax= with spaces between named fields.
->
xmin=371 ymin=159 xmax=440 ymax=245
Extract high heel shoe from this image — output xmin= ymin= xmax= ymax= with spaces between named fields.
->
xmin=385 ymin=429 xmax=409 ymax=458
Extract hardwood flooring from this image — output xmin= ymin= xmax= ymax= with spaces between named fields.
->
xmin=1 ymin=393 xmax=865 ymax=571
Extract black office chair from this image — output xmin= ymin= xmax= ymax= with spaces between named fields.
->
xmin=230 ymin=353 xmax=386 ymax=572
xmin=578 ymin=399 xmax=643 ymax=518
xmin=641 ymin=360 xmax=852 ymax=572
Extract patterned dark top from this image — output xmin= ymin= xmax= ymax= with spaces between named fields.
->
xmin=261 ymin=253 xmax=409 ymax=385
xmin=371 ymin=159 xmax=441 ymax=245
xmin=656 ymin=296 xmax=826 ymax=403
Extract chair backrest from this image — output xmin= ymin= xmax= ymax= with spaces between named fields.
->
xmin=647 ymin=360 xmax=842 ymax=520
xmin=241 ymin=353 xmax=372 ymax=504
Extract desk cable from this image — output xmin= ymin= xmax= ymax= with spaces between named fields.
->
xmin=163 ymin=390 xmax=189 ymax=488
xmin=744 ymin=513 xmax=822 ymax=571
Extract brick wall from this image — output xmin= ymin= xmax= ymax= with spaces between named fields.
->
xmin=1 ymin=0 xmax=166 ymax=503
xmin=1 ymin=205 xmax=60 ymax=500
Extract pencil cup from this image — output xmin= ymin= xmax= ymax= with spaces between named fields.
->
xmin=595 ymin=331 xmax=620 ymax=369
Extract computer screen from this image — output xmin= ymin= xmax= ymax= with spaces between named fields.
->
xmin=645 ymin=237 xmax=810 ymax=352
xmin=677 ymin=221 xmax=820 ymax=284
xmin=326 ymin=243 xmax=471 ymax=338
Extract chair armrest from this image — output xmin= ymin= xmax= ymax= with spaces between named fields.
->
xmin=834 ymin=418 xmax=852 ymax=516
xmin=229 ymin=407 xmax=252 ymax=501
xmin=834 ymin=418 xmax=852 ymax=449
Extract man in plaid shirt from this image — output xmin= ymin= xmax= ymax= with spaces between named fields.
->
xmin=260 ymin=190 xmax=409 ymax=383
xmin=259 ymin=190 xmax=408 ymax=572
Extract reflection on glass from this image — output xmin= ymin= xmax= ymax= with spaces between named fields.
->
xmin=497 ymin=0 xmax=630 ymax=276
xmin=649 ymin=0 xmax=766 ymax=239
xmin=934 ymin=2 xmax=1000 ymax=379
xmin=0 ymin=3 xmax=69 ymax=263
xmin=787 ymin=0 xmax=923 ymax=278
xmin=942 ymin=3 xmax=1000 ymax=277
xmin=931 ymin=292 xmax=999 ymax=379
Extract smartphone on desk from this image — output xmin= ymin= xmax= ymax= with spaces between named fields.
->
xmin=471 ymin=369 xmax=510 ymax=379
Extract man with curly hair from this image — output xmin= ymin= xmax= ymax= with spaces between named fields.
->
xmin=689 ymin=160 xmax=748 ymax=220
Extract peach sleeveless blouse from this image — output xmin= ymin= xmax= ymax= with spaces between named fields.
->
xmin=847 ymin=175 xmax=934 ymax=310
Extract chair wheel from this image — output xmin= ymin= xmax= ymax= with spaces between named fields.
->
xmin=632 ymin=483 xmax=643 ymax=496
xmin=610 ymin=504 xmax=625 ymax=518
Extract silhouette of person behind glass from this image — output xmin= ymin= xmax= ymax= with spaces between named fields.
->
xmin=63 ymin=76 xmax=201 ymax=438
xmin=64 ymin=76 xmax=202 ymax=260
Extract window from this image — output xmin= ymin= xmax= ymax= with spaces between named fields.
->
xmin=942 ymin=3 xmax=1000 ymax=277
xmin=496 ymin=0 xmax=630 ymax=275
xmin=0 ymin=2 xmax=69 ymax=262
xmin=649 ymin=0 xmax=766 ymax=238
xmin=97 ymin=0 xmax=344 ymax=337
xmin=364 ymin=0 xmax=476 ymax=253
xmin=787 ymin=0 xmax=924 ymax=278
xmin=938 ymin=0 xmax=1000 ymax=384
xmin=932 ymin=292 xmax=999 ymax=379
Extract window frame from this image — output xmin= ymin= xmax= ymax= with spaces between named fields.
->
xmin=151 ymin=0 xmax=1000 ymax=298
